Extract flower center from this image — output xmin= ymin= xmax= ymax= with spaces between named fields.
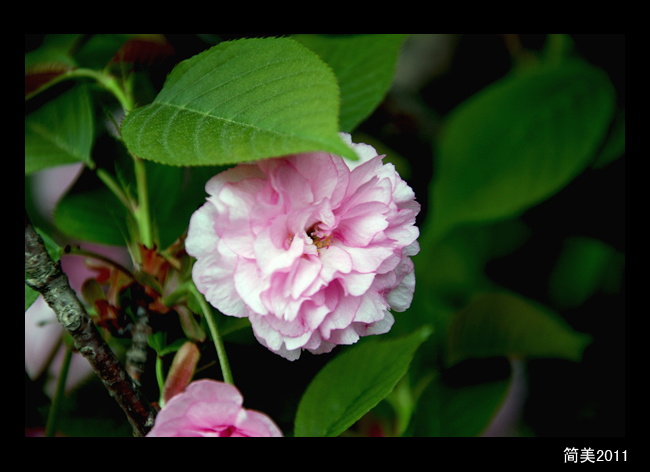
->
xmin=306 ymin=223 xmax=332 ymax=253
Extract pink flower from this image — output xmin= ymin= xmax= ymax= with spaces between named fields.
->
xmin=146 ymin=380 xmax=283 ymax=437
xmin=186 ymin=133 xmax=420 ymax=360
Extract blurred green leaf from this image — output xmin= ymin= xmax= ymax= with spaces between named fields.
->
xmin=54 ymin=168 xmax=129 ymax=246
xmin=430 ymin=59 xmax=616 ymax=239
xmin=72 ymin=34 xmax=131 ymax=70
xmin=549 ymin=237 xmax=624 ymax=308
xmin=121 ymin=37 xmax=356 ymax=167
xmin=592 ymin=109 xmax=625 ymax=168
xmin=159 ymin=338 xmax=190 ymax=357
xmin=147 ymin=331 xmax=166 ymax=354
xmin=54 ymin=156 xmax=225 ymax=248
xmin=413 ymin=373 xmax=511 ymax=437
xmin=148 ymin=331 xmax=188 ymax=357
xmin=146 ymin=162 xmax=184 ymax=246
xmin=407 ymin=219 xmax=532 ymax=343
xmin=25 ymin=35 xmax=81 ymax=99
xmin=25 ymin=34 xmax=80 ymax=69
xmin=294 ymin=34 xmax=407 ymax=132
xmin=447 ymin=292 xmax=591 ymax=366
xmin=25 ymin=85 xmax=95 ymax=174
xmin=294 ymin=326 xmax=432 ymax=437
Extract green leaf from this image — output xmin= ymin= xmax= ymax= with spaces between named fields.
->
xmin=25 ymin=35 xmax=81 ymax=99
xmin=147 ymin=331 xmax=166 ymax=354
xmin=121 ymin=37 xmax=357 ymax=167
xmin=294 ymin=326 xmax=432 ymax=437
xmin=414 ymin=373 xmax=511 ymax=437
xmin=147 ymin=331 xmax=188 ymax=357
xmin=25 ymin=34 xmax=80 ymax=70
xmin=447 ymin=292 xmax=592 ymax=366
xmin=430 ymin=60 xmax=616 ymax=239
xmin=25 ymin=85 xmax=95 ymax=174
xmin=149 ymin=164 xmax=228 ymax=249
xmin=548 ymin=237 xmax=624 ymax=309
xmin=293 ymin=34 xmax=407 ymax=132
xmin=54 ymin=168 xmax=129 ymax=246
xmin=159 ymin=338 xmax=190 ymax=357
xmin=592 ymin=109 xmax=625 ymax=168
xmin=54 ymin=156 xmax=226 ymax=248
xmin=72 ymin=34 xmax=131 ymax=70
xmin=25 ymin=284 xmax=39 ymax=312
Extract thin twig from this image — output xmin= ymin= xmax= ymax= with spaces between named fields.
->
xmin=25 ymin=210 xmax=156 ymax=437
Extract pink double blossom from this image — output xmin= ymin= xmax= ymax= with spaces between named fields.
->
xmin=186 ymin=134 xmax=420 ymax=360
xmin=146 ymin=380 xmax=283 ymax=437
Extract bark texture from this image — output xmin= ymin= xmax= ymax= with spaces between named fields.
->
xmin=25 ymin=210 xmax=156 ymax=436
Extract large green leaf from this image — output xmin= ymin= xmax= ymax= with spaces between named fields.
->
xmin=447 ymin=292 xmax=592 ymax=366
xmin=293 ymin=34 xmax=407 ymax=132
xmin=430 ymin=59 xmax=616 ymax=239
xmin=121 ymin=37 xmax=356 ymax=166
xmin=294 ymin=326 xmax=432 ymax=437
xmin=25 ymin=85 xmax=94 ymax=174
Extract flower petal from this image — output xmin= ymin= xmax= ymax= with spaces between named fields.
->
xmin=147 ymin=380 xmax=282 ymax=437
xmin=188 ymin=135 xmax=420 ymax=360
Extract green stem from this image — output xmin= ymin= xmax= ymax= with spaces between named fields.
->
xmin=96 ymin=168 xmax=132 ymax=211
xmin=156 ymin=356 xmax=165 ymax=407
xmin=189 ymin=283 xmax=234 ymax=385
xmin=60 ymin=68 xmax=152 ymax=250
xmin=79 ymin=69 xmax=151 ymax=250
xmin=61 ymin=68 xmax=134 ymax=113
xmin=45 ymin=344 xmax=73 ymax=437
xmin=132 ymin=155 xmax=153 ymax=249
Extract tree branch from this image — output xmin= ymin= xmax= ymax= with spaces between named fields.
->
xmin=25 ymin=210 xmax=156 ymax=437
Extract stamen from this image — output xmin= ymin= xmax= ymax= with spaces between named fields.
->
xmin=314 ymin=234 xmax=332 ymax=251
xmin=306 ymin=223 xmax=332 ymax=254
xmin=283 ymin=233 xmax=293 ymax=250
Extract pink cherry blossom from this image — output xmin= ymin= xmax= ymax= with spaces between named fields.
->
xmin=186 ymin=133 xmax=420 ymax=360
xmin=146 ymin=380 xmax=283 ymax=437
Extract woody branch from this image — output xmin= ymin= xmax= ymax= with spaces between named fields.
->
xmin=24 ymin=209 xmax=156 ymax=437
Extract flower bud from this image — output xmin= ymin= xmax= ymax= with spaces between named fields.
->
xmin=161 ymin=341 xmax=200 ymax=405
xmin=176 ymin=305 xmax=206 ymax=343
